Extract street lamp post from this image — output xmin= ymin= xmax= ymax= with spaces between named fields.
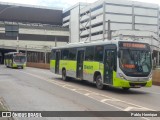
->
xmin=17 ymin=35 xmax=19 ymax=52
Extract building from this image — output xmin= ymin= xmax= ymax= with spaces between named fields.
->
xmin=0 ymin=0 xmax=160 ymax=67
xmin=63 ymin=0 xmax=160 ymax=66
xmin=0 ymin=2 xmax=69 ymax=64
xmin=62 ymin=2 xmax=89 ymax=42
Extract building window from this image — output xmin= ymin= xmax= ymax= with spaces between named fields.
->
xmin=91 ymin=5 xmax=103 ymax=12
xmin=63 ymin=11 xmax=70 ymax=18
xmin=80 ymin=34 xmax=89 ymax=38
xmin=63 ymin=20 xmax=69 ymax=24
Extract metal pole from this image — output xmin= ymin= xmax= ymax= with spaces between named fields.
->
xmin=55 ymin=36 xmax=57 ymax=47
xmin=108 ymin=20 xmax=111 ymax=40
xmin=17 ymin=35 xmax=19 ymax=52
xmin=157 ymin=51 xmax=159 ymax=66
xmin=89 ymin=8 xmax=91 ymax=42
xmin=25 ymin=45 xmax=27 ymax=54
xmin=25 ymin=45 xmax=27 ymax=62
xmin=157 ymin=7 xmax=159 ymax=36
xmin=132 ymin=4 xmax=135 ymax=30
xmin=44 ymin=51 xmax=47 ymax=64
xmin=78 ymin=3 xmax=80 ymax=42
xmin=103 ymin=2 xmax=106 ymax=41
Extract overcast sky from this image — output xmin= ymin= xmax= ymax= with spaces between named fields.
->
xmin=0 ymin=0 xmax=160 ymax=10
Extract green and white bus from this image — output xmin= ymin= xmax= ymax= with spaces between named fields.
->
xmin=4 ymin=52 xmax=27 ymax=69
xmin=50 ymin=40 xmax=152 ymax=90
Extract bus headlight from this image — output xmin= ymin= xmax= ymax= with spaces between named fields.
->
xmin=119 ymin=73 xmax=127 ymax=80
xmin=149 ymin=74 xmax=152 ymax=80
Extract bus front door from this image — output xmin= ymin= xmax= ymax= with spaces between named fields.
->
xmin=77 ymin=50 xmax=84 ymax=79
xmin=104 ymin=49 xmax=115 ymax=85
xmin=55 ymin=51 xmax=60 ymax=74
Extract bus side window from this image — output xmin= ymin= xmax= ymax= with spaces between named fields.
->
xmin=69 ymin=48 xmax=77 ymax=60
xmin=112 ymin=51 xmax=116 ymax=71
xmin=51 ymin=50 xmax=56 ymax=60
xmin=95 ymin=46 xmax=104 ymax=62
xmin=62 ymin=49 xmax=69 ymax=60
xmin=106 ymin=50 xmax=116 ymax=71
xmin=85 ymin=47 xmax=94 ymax=61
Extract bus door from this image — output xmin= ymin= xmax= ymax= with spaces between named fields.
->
xmin=104 ymin=46 xmax=116 ymax=85
xmin=55 ymin=51 xmax=60 ymax=74
xmin=77 ymin=49 xmax=85 ymax=79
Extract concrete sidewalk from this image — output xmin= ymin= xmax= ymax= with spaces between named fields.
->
xmin=0 ymin=98 xmax=14 ymax=120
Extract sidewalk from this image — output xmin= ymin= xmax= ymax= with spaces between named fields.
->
xmin=0 ymin=98 xmax=14 ymax=120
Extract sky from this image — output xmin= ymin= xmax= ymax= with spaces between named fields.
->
xmin=0 ymin=0 xmax=160 ymax=10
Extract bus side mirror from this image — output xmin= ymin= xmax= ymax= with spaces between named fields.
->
xmin=118 ymin=51 xmax=121 ymax=58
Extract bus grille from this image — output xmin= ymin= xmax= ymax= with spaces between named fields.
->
xmin=129 ymin=82 xmax=147 ymax=87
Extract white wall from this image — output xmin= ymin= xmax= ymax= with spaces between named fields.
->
xmin=70 ymin=5 xmax=80 ymax=43
xmin=67 ymin=0 xmax=160 ymax=43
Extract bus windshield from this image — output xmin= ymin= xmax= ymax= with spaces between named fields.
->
xmin=119 ymin=49 xmax=152 ymax=77
xmin=14 ymin=56 xmax=26 ymax=63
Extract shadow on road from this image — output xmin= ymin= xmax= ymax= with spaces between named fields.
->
xmin=53 ymin=77 xmax=149 ymax=95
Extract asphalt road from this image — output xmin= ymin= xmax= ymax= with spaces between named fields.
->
xmin=0 ymin=66 xmax=160 ymax=120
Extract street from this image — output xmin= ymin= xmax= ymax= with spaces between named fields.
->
xmin=0 ymin=66 xmax=160 ymax=120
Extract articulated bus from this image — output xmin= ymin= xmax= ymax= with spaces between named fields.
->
xmin=4 ymin=52 xmax=27 ymax=69
xmin=50 ymin=40 xmax=152 ymax=90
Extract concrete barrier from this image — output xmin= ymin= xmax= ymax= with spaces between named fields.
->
xmin=27 ymin=62 xmax=160 ymax=86
xmin=27 ymin=62 xmax=49 ymax=69
xmin=152 ymin=69 xmax=160 ymax=86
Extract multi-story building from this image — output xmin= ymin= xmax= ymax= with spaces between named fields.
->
xmin=0 ymin=2 xmax=69 ymax=64
xmin=63 ymin=0 xmax=160 ymax=66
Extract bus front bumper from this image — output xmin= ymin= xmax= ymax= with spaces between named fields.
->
xmin=12 ymin=64 xmax=26 ymax=68
xmin=113 ymin=78 xmax=152 ymax=88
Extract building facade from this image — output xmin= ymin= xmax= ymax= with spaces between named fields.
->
xmin=0 ymin=2 xmax=69 ymax=64
xmin=63 ymin=0 xmax=160 ymax=66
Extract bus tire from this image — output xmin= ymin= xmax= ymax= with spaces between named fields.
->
xmin=62 ymin=69 xmax=67 ymax=81
xmin=122 ymin=87 xmax=130 ymax=91
xmin=96 ymin=75 xmax=104 ymax=90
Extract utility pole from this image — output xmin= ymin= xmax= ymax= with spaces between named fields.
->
xmin=17 ymin=35 xmax=19 ymax=52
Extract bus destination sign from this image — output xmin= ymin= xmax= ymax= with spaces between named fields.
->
xmin=14 ymin=53 xmax=25 ymax=56
xmin=121 ymin=42 xmax=146 ymax=48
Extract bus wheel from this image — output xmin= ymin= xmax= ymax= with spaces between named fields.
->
xmin=122 ymin=87 xmax=130 ymax=91
xmin=62 ymin=69 xmax=67 ymax=81
xmin=96 ymin=75 xmax=104 ymax=90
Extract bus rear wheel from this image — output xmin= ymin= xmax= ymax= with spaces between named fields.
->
xmin=62 ymin=69 xmax=67 ymax=81
xmin=96 ymin=75 xmax=104 ymax=90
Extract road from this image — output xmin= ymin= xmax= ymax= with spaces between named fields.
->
xmin=0 ymin=66 xmax=160 ymax=120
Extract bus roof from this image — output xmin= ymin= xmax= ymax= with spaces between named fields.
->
xmin=51 ymin=39 xmax=148 ymax=50
xmin=4 ymin=52 xmax=25 ymax=55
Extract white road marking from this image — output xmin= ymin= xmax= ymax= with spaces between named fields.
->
xmin=124 ymin=107 xmax=134 ymax=111
xmin=84 ymin=93 xmax=90 ymax=96
xmin=100 ymin=99 xmax=111 ymax=102
xmin=27 ymin=67 xmax=160 ymax=96
xmin=17 ymin=70 xmax=157 ymax=120
xmin=18 ymin=70 xmax=155 ymax=110
xmin=100 ymin=99 xmax=119 ymax=102
xmin=140 ymin=90 xmax=160 ymax=95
